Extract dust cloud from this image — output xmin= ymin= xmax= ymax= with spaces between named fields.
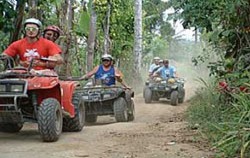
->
xmin=132 ymin=40 xmax=211 ymax=97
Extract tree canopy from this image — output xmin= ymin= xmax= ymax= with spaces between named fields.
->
xmin=169 ymin=0 xmax=250 ymax=77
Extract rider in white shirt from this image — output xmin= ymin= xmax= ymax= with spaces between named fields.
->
xmin=148 ymin=57 xmax=160 ymax=77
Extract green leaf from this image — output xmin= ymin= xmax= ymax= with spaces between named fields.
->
xmin=241 ymin=140 xmax=250 ymax=158
xmin=222 ymin=30 xmax=231 ymax=37
xmin=77 ymin=10 xmax=90 ymax=36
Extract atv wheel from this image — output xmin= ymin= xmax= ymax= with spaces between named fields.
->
xmin=143 ymin=86 xmax=148 ymax=98
xmin=0 ymin=123 xmax=23 ymax=133
xmin=38 ymin=98 xmax=62 ymax=142
xmin=113 ymin=97 xmax=128 ymax=122
xmin=144 ymin=88 xmax=152 ymax=103
xmin=170 ymin=91 xmax=179 ymax=106
xmin=128 ymin=99 xmax=135 ymax=121
xmin=86 ymin=114 xmax=98 ymax=123
xmin=178 ymin=88 xmax=185 ymax=103
xmin=63 ymin=93 xmax=85 ymax=132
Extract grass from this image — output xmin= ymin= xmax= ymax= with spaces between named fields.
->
xmin=186 ymin=79 xmax=250 ymax=158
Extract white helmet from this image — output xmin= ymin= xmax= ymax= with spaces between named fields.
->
xmin=101 ymin=54 xmax=113 ymax=61
xmin=153 ymin=56 xmax=160 ymax=60
xmin=24 ymin=18 xmax=42 ymax=28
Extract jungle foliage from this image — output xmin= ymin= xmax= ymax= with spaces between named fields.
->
xmin=0 ymin=0 xmax=173 ymax=85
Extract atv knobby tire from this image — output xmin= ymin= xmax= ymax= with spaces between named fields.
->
xmin=178 ymin=88 xmax=185 ymax=103
xmin=86 ymin=114 xmax=98 ymax=123
xmin=38 ymin=98 xmax=62 ymax=142
xmin=0 ymin=123 xmax=23 ymax=133
xmin=144 ymin=88 xmax=152 ymax=103
xmin=127 ymin=99 xmax=135 ymax=121
xmin=113 ymin=97 xmax=128 ymax=122
xmin=170 ymin=91 xmax=178 ymax=106
xmin=63 ymin=93 xmax=85 ymax=132
xmin=143 ymin=86 xmax=147 ymax=98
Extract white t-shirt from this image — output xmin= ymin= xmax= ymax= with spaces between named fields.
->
xmin=149 ymin=64 xmax=159 ymax=73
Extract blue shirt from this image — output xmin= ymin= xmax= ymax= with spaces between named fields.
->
xmin=95 ymin=65 xmax=116 ymax=86
xmin=155 ymin=66 xmax=176 ymax=80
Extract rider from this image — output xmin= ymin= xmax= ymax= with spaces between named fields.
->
xmin=43 ymin=25 xmax=61 ymax=42
xmin=148 ymin=56 xmax=160 ymax=77
xmin=2 ymin=18 xmax=63 ymax=70
xmin=151 ymin=59 xmax=163 ymax=74
xmin=152 ymin=59 xmax=177 ymax=80
xmin=81 ymin=54 xmax=130 ymax=89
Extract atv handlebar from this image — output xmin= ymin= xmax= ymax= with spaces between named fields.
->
xmin=59 ymin=76 xmax=88 ymax=81
xmin=0 ymin=54 xmax=15 ymax=69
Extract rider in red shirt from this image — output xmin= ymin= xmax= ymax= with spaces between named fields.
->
xmin=3 ymin=18 xmax=63 ymax=70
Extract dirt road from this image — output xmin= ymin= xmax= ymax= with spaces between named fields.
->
xmin=0 ymin=82 xmax=215 ymax=158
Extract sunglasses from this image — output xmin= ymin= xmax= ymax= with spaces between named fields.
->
xmin=25 ymin=27 xmax=39 ymax=32
xmin=102 ymin=59 xmax=111 ymax=62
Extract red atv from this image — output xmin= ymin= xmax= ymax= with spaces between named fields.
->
xmin=0 ymin=56 xmax=85 ymax=142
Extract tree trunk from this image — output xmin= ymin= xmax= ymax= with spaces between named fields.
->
xmin=195 ymin=28 xmax=198 ymax=43
xmin=133 ymin=0 xmax=142 ymax=76
xmin=103 ymin=0 xmax=111 ymax=55
xmin=27 ymin=0 xmax=42 ymax=19
xmin=59 ymin=0 xmax=74 ymax=76
xmin=9 ymin=0 xmax=25 ymax=44
xmin=86 ymin=2 xmax=97 ymax=71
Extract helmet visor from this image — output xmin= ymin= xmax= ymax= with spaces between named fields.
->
xmin=25 ymin=26 xmax=39 ymax=32
xmin=102 ymin=58 xmax=111 ymax=62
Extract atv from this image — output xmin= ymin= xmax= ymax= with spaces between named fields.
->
xmin=143 ymin=77 xmax=185 ymax=105
xmin=0 ymin=56 xmax=85 ymax=142
xmin=80 ymin=78 xmax=135 ymax=123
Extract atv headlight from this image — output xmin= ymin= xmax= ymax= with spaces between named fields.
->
xmin=161 ymin=80 xmax=167 ymax=84
xmin=0 ymin=84 xmax=6 ymax=92
xmin=11 ymin=84 xmax=24 ymax=93
xmin=154 ymin=77 xmax=162 ymax=82
xmin=82 ymin=95 xmax=89 ymax=100
xmin=103 ymin=94 xmax=111 ymax=99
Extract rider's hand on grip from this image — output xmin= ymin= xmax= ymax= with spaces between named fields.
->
xmin=80 ymin=75 xmax=88 ymax=80
xmin=0 ymin=54 xmax=7 ymax=59
xmin=20 ymin=60 xmax=29 ymax=67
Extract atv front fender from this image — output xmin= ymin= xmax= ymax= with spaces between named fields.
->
xmin=27 ymin=76 xmax=59 ymax=90
xmin=59 ymin=81 xmax=80 ymax=117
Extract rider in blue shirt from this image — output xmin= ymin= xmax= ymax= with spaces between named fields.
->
xmin=81 ymin=54 xmax=130 ymax=88
xmin=153 ymin=59 xmax=176 ymax=80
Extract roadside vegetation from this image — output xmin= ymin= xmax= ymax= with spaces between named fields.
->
xmin=168 ymin=0 xmax=250 ymax=157
xmin=187 ymin=79 xmax=250 ymax=158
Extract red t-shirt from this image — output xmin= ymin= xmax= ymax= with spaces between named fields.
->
xmin=4 ymin=37 xmax=62 ymax=70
